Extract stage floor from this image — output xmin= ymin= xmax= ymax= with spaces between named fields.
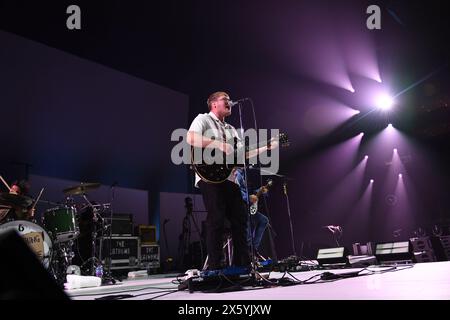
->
xmin=66 ymin=261 xmax=450 ymax=300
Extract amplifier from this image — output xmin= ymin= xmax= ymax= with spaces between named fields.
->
xmin=101 ymin=236 xmax=140 ymax=269
xmin=135 ymin=225 xmax=157 ymax=245
xmin=439 ymin=235 xmax=450 ymax=260
xmin=140 ymin=244 xmax=160 ymax=269
xmin=410 ymin=237 xmax=434 ymax=252
xmin=104 ymin=213 xmax=133 ymax=236
xmin=413 ymin=251 xmax=436 ymax=263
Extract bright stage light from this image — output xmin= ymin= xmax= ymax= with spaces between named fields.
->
xmin=387 ymin=123 xmax=393 ymax=128
xmin=370 ymin=179 xmax=374 ymax=183
xmin=393 ymin=148 xmax=397 ymax=153
xmin=399 ymin=173 xmax=402 ymax=178
xmin=376 ymin=94 xmax=394 ymax=110
xmin=364 ymin=155 xmax=368 ymax=159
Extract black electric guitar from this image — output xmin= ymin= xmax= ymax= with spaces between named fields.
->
xmin=191 ymin=133 xmax=289 ymax=183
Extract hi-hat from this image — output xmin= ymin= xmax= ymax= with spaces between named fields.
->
xmin=63 ymin=182 xmax=101 ymax=195
xmin=0 ymin=193 xmax=33 ymax=208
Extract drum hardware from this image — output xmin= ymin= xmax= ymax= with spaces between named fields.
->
xmin=99 ymin=182 xmax=120 ymax=285
xmin=78 ymin=193 xmax=106 ymax=276
xmin=61 ymin=182 xmax=118 ymax=283
xmin=0 ymin=193 xmax=33 ymax=208
xmin=50 ymin=240 xmax=77 ymax=288
xmin=0 ymin=180 xmax=118 ymax=286
xmin=1 ymin=181 xmax=87 ymax=287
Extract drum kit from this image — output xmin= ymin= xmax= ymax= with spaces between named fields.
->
xmin=0 ymin=182 xmax=114 ymax=287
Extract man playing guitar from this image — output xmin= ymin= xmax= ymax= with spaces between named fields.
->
xmin=186 ymin=91 xmax=278 ymax=270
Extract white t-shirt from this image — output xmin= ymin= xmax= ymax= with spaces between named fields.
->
xmin=188 ymin=112 xmax=242 ymax=187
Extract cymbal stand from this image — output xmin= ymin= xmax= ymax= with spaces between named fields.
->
xmin=81 ymin=193 xmax=101 ymax=275
xmin=101 ymin=183 xmax=120 ymax=284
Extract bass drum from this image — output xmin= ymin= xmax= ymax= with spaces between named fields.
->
xmin=0 ymin=220 xmax=52 ymax=269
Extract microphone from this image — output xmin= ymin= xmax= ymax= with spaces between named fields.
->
xmin=228 ymin=98 xmax=250 ymax=107
xmin=323 ymin=225 xmax=342 ymax=233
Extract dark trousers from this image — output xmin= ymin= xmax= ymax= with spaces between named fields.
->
xmin=247 ymin=212 xmax=269 ymax=251
xmin=199 ymin=180 xmax=250 ymax=269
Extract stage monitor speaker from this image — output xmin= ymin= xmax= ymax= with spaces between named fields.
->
xmin=317 ymin=247 xmax=348 ymax=266
xmin=375 ymin=240 xmax=413 ymax=264
xmin=0 ymin=230 xmax=69 ymax=300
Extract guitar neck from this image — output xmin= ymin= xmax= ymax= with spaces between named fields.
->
xmin=255 ymin=183 xmax=270 ymax=199
xmin=244 ymin=139 xmax=273 ymax=153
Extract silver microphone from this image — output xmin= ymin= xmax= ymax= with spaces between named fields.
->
xmin=228 ymin=98 xmax=250 ymax=107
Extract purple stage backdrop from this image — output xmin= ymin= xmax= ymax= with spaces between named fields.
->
xmin=0 ymin=30 xmax=190 ymax=229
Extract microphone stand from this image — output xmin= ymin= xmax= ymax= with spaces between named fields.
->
xmin=237 ymin=102 xmax=257 ymax=278
xmin=247 ymin=97 xmax=279 ymax=263
xmin=283 ymin=181 xmax=297 ymax=257
xmin=102 ymin=183 xmax=119 ymax=284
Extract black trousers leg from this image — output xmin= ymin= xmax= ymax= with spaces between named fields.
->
xmin=199 ymin=181 xmax=227 ymax=269
xmin=199 ymin=180 xmax=250 ymax=269
xmin=224 ymin=181 xmax=250 ymax=267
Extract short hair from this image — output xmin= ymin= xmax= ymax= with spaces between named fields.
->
xmin=207 ymin=91 xmax=229 ymax=110
xmin=11 ymin=180 xmax=30 ymax=196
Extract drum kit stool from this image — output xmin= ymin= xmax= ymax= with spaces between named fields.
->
xmin=0 ymin=182 xmax=116 ymax=288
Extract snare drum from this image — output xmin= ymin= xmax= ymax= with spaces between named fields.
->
xmin=43 ymin=206 xmax=80 ymax=243
xmin=0 ymin=220 xmax=52 ymax=269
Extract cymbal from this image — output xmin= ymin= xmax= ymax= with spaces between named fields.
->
xmin=0 ymin=193 xmax=33 ymax=208
xmin=63 ymin=182 xmax=101 ymax=195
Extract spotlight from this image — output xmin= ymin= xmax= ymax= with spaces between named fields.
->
xmin=387 ymin=123 xmax=393 ymax=128
xmin=364 ymin=155 xmax=368 ymax=160
xmin=393 ymin=148 xmax=397 ymax=153
xmin=350 ymin=88 xmax=355 ymax=93
xmin=316 ymin=247 xmax=349 ymax=266
xmin=376 ymin=94 xmax=394 ymax=110
xmin=375 ymin=241 xmax=413 ymax=264
xmin=359 ymin=132 xmax=364 ymax=136
xmin=399 ymin=173 xmax=402 ymax=178
xmin=370 ymin=179 xmax=374 ymax=183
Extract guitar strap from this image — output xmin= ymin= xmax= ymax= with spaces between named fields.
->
xmin=208 ymin=115 xmax=228 ymax=143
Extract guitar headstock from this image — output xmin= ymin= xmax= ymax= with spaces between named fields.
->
xmin=269 ymin=132 xmax=290 ymax=148
xmin=278 ymin=132 xmax=290 ymax=147
xmin=266 ymin=179 xmax=274 ymax=187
